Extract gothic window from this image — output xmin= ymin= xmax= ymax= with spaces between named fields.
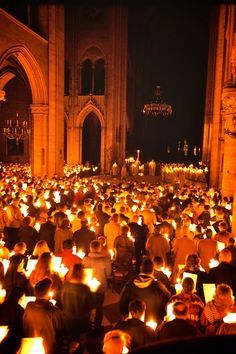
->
xmin=94 ymin=59 xmax=105 ymax=95
xmin=81 ymin=59 xmax=92 ymax=95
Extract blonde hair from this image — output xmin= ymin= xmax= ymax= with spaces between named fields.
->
xmin=33 ymin=240 xmax=50 ymax=257
xmin=103 ymin=330 xmax=131 ymax=354
xmin=214 ymin=284 xmax=234 ymax=309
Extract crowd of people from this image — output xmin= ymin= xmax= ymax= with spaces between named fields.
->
xmin=0 ymin=162 xmax=235 ymax=354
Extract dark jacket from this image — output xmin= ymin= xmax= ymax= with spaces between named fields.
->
xmin=72 ymin=226 xmax=96 ymax=255
xmin=115 ymin=318 xmax=156 ymax=349
xmin=18 ymin=225 xmax=39 ymax=254
xmin=23 ymin=299 xmax=67 ymax=354
xmin=120 ymin=273 xmax=170 ymax=323
xmin=39 ymin=221 xmax=56 ymax=251
xmin=156 ymin=318 xmax=201 ymax=341
xmin=207 ymin=262 xmax=236 ymax=296
xmin=61 ymin=281 xmax=94 ymax=338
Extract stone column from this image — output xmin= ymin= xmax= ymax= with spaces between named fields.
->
xmin=221 ymin=89 xmax=236 ymax=196
xmin=30 ymin=103 xmax=48 ymax=177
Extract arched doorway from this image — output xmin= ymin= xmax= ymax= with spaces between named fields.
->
xmin=82 ymin=112 xmax=101 ymax=165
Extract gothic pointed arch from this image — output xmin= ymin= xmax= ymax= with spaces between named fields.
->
xmin=0 ymin=45 xmax=47 ymax=104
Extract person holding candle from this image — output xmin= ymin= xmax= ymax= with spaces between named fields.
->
xmin=120 ymin=257 xmax=170 ymax=324
xmin=83 ymin=239 xmax=112 ymax=333
xmin=5 ymin=196 xmax=23 ymax=250
xmin=72 ymin=218 xmax=96 ymax=256
xmin=23 ymin=278 xmax=68 ymax=354
xmin=38 ymin=216 xmax=56 ymax=252
xmin=18 ymin=216 xmax=39 ymax=255
xmin=115 ymin=299 xmax=156 ymax=349
xmin=156 ymin=301 xmax=201 ymax=341
xmin=3 ymin=254 xmax=28 ymax=297
xmin=61 ymin=263 xmax=94 ymax=352
xmin=200 ymin=283 xmax=235 ymax=335
xmin=31 ymin=240 xmax=51 ymax=259
xmin=54 ymin=218 xmax=73 ymax=255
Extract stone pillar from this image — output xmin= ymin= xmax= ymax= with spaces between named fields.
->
xmin=30 ymin=104 xmax=48 ymax=177
xmin=221 ymin=89 xmax=236 ymax=196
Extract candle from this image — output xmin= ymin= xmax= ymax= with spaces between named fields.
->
xmin=109 ymin=249 xmax=115 ymax=260
xmin=0 ymin=287 xmax=6 ymax=304
xmin=209 ymin=259 xmax=219 ymax=269
xmin=17 ymin=337 xmax=45 ymax=354
xmin=0 ymin=326 xmax=9 ymax=343
xmin=146 ymin=320 xmax=157 ymax=331
xmin=88 ymin=278 xmax=101 ymax=292
xmin=223 ymin=313 xmax=236 ymax=323
xmin=77 ymin=249 xmax=85 ymax=259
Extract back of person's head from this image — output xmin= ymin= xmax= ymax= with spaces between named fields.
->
xmin=6 ymin=286 xmax=25 ymax=303
xmin=128 ymin=299 xmax=146 ymax=318
xmin=22 ymin=216 xmax=32 ymax=227
xmin=205 ymin=228 xmax=213 ymax=239
xmin=62 ymin=238 xmax=74 ymax=250
xmin=185 ymin=253 xmax=200 ymax=270
xmin=90 ymin=240 xmax=101 ymax=253
xmin=111 ymin=213 xmax=119 ymax=223
xmin=13 ymin=242 xmax=27 ymax=255
xmin=219 ymin=221 xmax=228 ymax=231
xmin=9 ymin=254 xmax=25 ymax=270
xmin=36 ymin=252 xmax=52 ymax=272
xmin=34 ymin=278 xmax=52 ymax=298
xmin=140 ymin=257 xmax=153 ymax=274
xmin=60 ymin=218 xmax=71 ymax=229
xmin=153 ymin=256 xmax=164 ymax=268
xmin=182 ymin=277 xmax=194 ymax=294
xmin=219 ymin=248 xmax=232 ymax=264
xmin=121 ymin=224 xmax=130 ymax=236
xmin=214 ymin=283 xmax=234 ymax=309
xmin=172 ymin=301 xmax=188 ymax=319
xmin=33 ymin=240 xmax=50 ymax=257
xmin=71 ymin=263 xmax=84 ymax=282
xmin=229 ymin=237 xmax=235 ymax=245
xmin=102 ymin=330 xmax=131 ymax=354
xmin=81 ymin=218 xmax=88 ymax=227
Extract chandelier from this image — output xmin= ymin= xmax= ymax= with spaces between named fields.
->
xmin=143 ymin=85 xmax=172 ymax=117
xmin=3 ymin=113 xmax=30 ymax=145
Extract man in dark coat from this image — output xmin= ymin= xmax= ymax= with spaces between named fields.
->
xmin=120 ymin=257 xmax=170 ymax=323
xmin=207 ymin=248 xmax=236 ymax=296
xmin=72 ymin=219 xmax=96 ymax=255
xmin=18 ymin=216 xmax=39 ymax=254
xmin=39 ymin=216 xmax=56 ymax=252
xmin=115 ymin=299 xmax=156 ymax=349
xmin=23 ymin=278 xmax=68 ymax=354
xmin=156 ymin=301 xmax=201 ymax=341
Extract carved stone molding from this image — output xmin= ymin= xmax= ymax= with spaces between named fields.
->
xmin=221 ymin=88 xmax=236 ymax=115
xmin=0 ymin=90 xmax=6 ymax=101
xmin=80 ymin=95 xmax=104 ymax=115
xmin=231 ymin=46 xmax=236 ymax=77
xmin=29 ymin=104 xmax=49 ymax=116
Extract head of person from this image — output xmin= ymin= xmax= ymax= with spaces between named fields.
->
xmin=60 ymin=218 xmax=71 ymax=229
xmin=22 ymin=216 xmax=32 ymax=227
xmin=219 ymin=248 xmax=232 ymax=264
xmin=214 ymin=284 xmax=234 ymax=309
xmin=102 ymin=330 xmax=131 ymax=354
xmin=153 ymin=256 xmax=164 ymax=270
xmin=219 ymin=221 xmax=228 ymax=232
xmin=35 ymin=252 xmax=52 ymax=274
xmin=172 ymin=301 xmax=188 ymax=320
xmin=71 ymin=263 xmax=85 ymax=282
xmin=228 ymin=237 xmax=236 ymax=246
xmin=62 ymin=238 xmax=74 ymax=251
xmin=205 ymin=228 xmax=213 ymax=239
xmin=81 ymin=218 xmax=89 ymax=228
xmin=111 ymin=213 xmax=119 ymax=223
xmin=128 ymin=299 xmax=146 ymax=320
xmin=185 ymin=253 xmax=201 ymax=271
xmin=34 ymin=278 xmax=52 ymax=299
xmin=32 ymin=240 xmax=50 ymax=257
xmin=140 ymin=257 xmax=154 ymax=275
xmin=182 ymin=277 xmax=195 ymax=294
xmin=13 ymin=242 xmax=27 ymax=255
xmin=90 ymin=240 xmax=102 ymax=253
xmin=120 ymin=224 xmax=130 ymax=237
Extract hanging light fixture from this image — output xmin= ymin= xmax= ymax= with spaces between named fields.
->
xmin=143 ymin=85 xmax=172 ymax=117
xmin=3 ymin=112 xmax=30 ymax=145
